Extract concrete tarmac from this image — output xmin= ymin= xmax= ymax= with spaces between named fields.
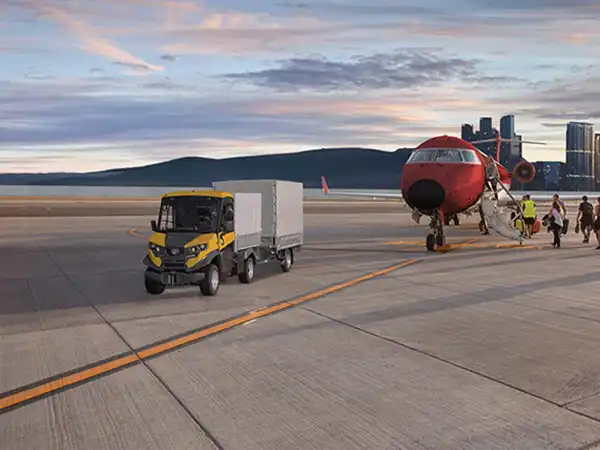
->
xmin=2 ymin=202 xmax=600 ymax=449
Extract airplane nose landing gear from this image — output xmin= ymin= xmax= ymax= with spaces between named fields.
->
xmin=426 ymin=208 xmax=446 ymax=251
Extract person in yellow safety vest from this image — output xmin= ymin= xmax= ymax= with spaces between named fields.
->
xmin=520 ymin=194 xmax=536 ymax=238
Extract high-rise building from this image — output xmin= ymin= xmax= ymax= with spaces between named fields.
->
xmin=500 ymin=114 xmax=518 ymax=169
xmin=595 ymin=133 xmax=600 ymax=187
xmin=479 ymin=117 xmax=492 ymax=137
xmin=461 ymin=124 xmax=474 ymax=142
xmin=565 ymin=122 xmax=594 ymax=190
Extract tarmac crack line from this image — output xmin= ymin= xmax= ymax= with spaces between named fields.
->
xmin=0 ymin=258 xmax=420 ymax=417
xmin=300 ymin=307 xmax=600 ymax=427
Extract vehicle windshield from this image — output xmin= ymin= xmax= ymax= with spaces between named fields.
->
xmin=406 ymin=148 xmax=480 ymax=164
xmin=157 ymin=195 xmax=221 ymax=233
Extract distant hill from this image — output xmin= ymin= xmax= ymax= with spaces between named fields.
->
xmin=0 ymin=147 xmax=415 ymax=189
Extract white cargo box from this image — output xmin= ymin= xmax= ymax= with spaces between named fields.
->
xmin=213 ymin=179 xmax=304 ymax=250
xmin=232 ymin=193 xmax=262 ymax=251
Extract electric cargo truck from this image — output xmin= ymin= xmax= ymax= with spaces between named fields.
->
xmin=143 ymin=180 xmax=304 ymax=296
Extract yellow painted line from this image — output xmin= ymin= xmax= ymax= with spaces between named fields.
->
xmin=0 ymin=258 xmax=419 ymax=413
xmin=436 ymin=238 xmax=479 ymax=253
xmin=383 ymin=240 xmax=423 ymax=246
xmin=0 ymin=354 xmax=139 ymax=411
xmin=127 ymin=227 xmax=145 ymax=238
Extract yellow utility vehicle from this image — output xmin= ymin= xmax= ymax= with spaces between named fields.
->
xmin=143 ymin=180 xmax=303 ymax=296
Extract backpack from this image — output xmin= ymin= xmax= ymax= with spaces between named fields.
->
xmin=582 ymin=202 xmax=594 ymax=217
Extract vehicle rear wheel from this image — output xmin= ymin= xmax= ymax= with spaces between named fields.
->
xmin=145 ymin=275 xmax=165 ymax=295
xmin=200 ymin=264 xmax=220 ymax=296
xmin=238 ymin=255 xmax=255 ymax=284
xmin=280 ymin=248 xmax=293 ymax=272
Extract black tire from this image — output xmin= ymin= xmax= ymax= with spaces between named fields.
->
xmin=280 ymin=248 xmax=293 ymax=272
xmin=200 ymin=264 xmax=220 ymax=296
xmin=238 ymin=255 xmax=255 ymax=284
xmin=426 ymin=234 xmax=435 ymax=252
xmin=145 ymin=275 xmax=165 ymax=295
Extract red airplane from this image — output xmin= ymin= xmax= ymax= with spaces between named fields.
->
xmin=321 ymin=133 xmax=583 ymax=251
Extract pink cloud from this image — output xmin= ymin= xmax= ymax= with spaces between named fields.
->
xmin=27 ymin=0 xmax=163 ymax=74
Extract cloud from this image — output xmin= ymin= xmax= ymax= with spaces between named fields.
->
xmin=160 ymin=53 xmax=178 ymax=61
xmin=27 ymin=0 xmax=163 ymax=74
xmin=221 ymin=49 xmax=519 ymax=92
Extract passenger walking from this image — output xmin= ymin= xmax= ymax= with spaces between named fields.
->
xmin=553 ymin=193 xmax=567 ymax=218
xmin=595 ymin=197 xmax=600 ymax=249
xmin=520 ymin=194 xmax=536 ymax=238
xmin=577 ymin=195 xmax=595 ymax=243
xmin=549 ymin=201 xmax=563 ymax=248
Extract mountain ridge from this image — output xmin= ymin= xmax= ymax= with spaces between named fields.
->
xmin=0 ymin=147 xmax=415 ymax=189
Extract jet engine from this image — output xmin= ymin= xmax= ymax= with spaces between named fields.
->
xmin=513 ymin=161 xmax=536 ymax=184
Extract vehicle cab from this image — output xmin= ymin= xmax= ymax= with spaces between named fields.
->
xmin=143 ymin=190 xmax=235 ymax=294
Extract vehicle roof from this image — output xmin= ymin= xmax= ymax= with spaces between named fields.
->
xmin=161 ymin=190 xmax=232 ymax=199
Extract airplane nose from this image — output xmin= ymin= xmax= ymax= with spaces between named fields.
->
xmin=405 ymin=179 xmax=445 ymax=211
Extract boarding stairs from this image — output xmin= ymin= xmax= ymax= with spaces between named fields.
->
xmin=480 ymin=174 xmax=524 ymax=244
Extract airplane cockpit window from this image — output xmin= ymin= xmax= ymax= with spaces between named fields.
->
xmin=460 ymin=150 xmax=478 ymax=163
xmin=407 ymin=150 xmax=436 ymax=162
xmin=433 ymin=149 xmax=462 ymax=162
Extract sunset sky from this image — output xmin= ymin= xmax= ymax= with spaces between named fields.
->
xmin=2 ymin=0 xmax=600 ymax=172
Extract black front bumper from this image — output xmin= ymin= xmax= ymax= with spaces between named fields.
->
xmin=143 ymin=254 xmax=207 ymax=286
xmin=145 ymin=267 xmax=205 ymax=286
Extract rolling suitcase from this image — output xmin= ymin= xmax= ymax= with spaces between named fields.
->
xmin=532 ymin=219 xmax=541 ymax=234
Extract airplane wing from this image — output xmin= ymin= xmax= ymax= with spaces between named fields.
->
xmin=320 ymin=176 xmax=403 ymax=200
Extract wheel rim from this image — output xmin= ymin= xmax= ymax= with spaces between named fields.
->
xmin=285 ymin=250 xmax=291 ymax=266
xmin=248 ymin=258 xmax=254 ymax=278
xmin=210 ymin=268 xmax=219 ymax=290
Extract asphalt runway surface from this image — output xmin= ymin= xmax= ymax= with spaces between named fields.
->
xmin=3 ymin=201 xmax=600 ymax=449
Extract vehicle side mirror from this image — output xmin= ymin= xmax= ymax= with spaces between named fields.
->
xmin=225 ymin=210 xmax=234 ymax=221
xmin=150 ymin=220 xmax=157 ymax=231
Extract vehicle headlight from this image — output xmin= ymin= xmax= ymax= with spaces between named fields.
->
xmin=149 ymin=243 xmax=164 ymax=254
xmin=187 ymin=244 xmax=207 ymax=255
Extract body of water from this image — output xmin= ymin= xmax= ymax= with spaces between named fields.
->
xmin=0 ymin=185 xmax=398 ymax=200
xmin=0 ymin=185 xmax=597 ymax=200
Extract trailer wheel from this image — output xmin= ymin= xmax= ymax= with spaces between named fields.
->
xmin=200 ymin=264 xmax=220 ymax=296
xmin=145 ymin=275 xmax=165 ymax=295
xmin=238 ymin=255 xmax=255 ymax=284
xmin=280 ymin=248 xmax=293 ymax=272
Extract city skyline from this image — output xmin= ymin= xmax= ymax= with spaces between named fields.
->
xmin=2 ymin=0 xmax=600 ymax=172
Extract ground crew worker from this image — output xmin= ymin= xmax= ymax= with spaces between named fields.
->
xmin=520 ymin=194 xmax=536 ymax=238
xmin=576 ymin=195 xmax=594 ymax=243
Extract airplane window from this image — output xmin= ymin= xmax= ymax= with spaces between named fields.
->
xmin=434 ymin=149 xmax=462 ymax=162
xmin=407 ymin=150 xmax=436 ymax=162
xmin=460 ymin=150 xmax=478 ymax=162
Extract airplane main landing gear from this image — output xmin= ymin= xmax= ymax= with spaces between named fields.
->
xmin=443 ymin=214 xmax=460 ymax=226
xmin=426 ymin=209 xmax=446 ymax=252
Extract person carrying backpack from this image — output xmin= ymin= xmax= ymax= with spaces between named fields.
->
xmin=577 ymin=195 xmax=594 ymax=243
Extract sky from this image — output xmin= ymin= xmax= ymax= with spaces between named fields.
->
xmin=2 ymin=0 xmax=600 ymax=173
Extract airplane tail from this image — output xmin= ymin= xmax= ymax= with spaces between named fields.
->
xmin=320 ymin=176 xmax=329 ymax=194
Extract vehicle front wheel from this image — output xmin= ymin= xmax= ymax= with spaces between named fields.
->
xmin=200 ymin=264 xmax=220 ymax=296
xmin=238 ymin=256 xmax=255 ymax=284
xmin=145 ymin=275 xmax=165 ymax=295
